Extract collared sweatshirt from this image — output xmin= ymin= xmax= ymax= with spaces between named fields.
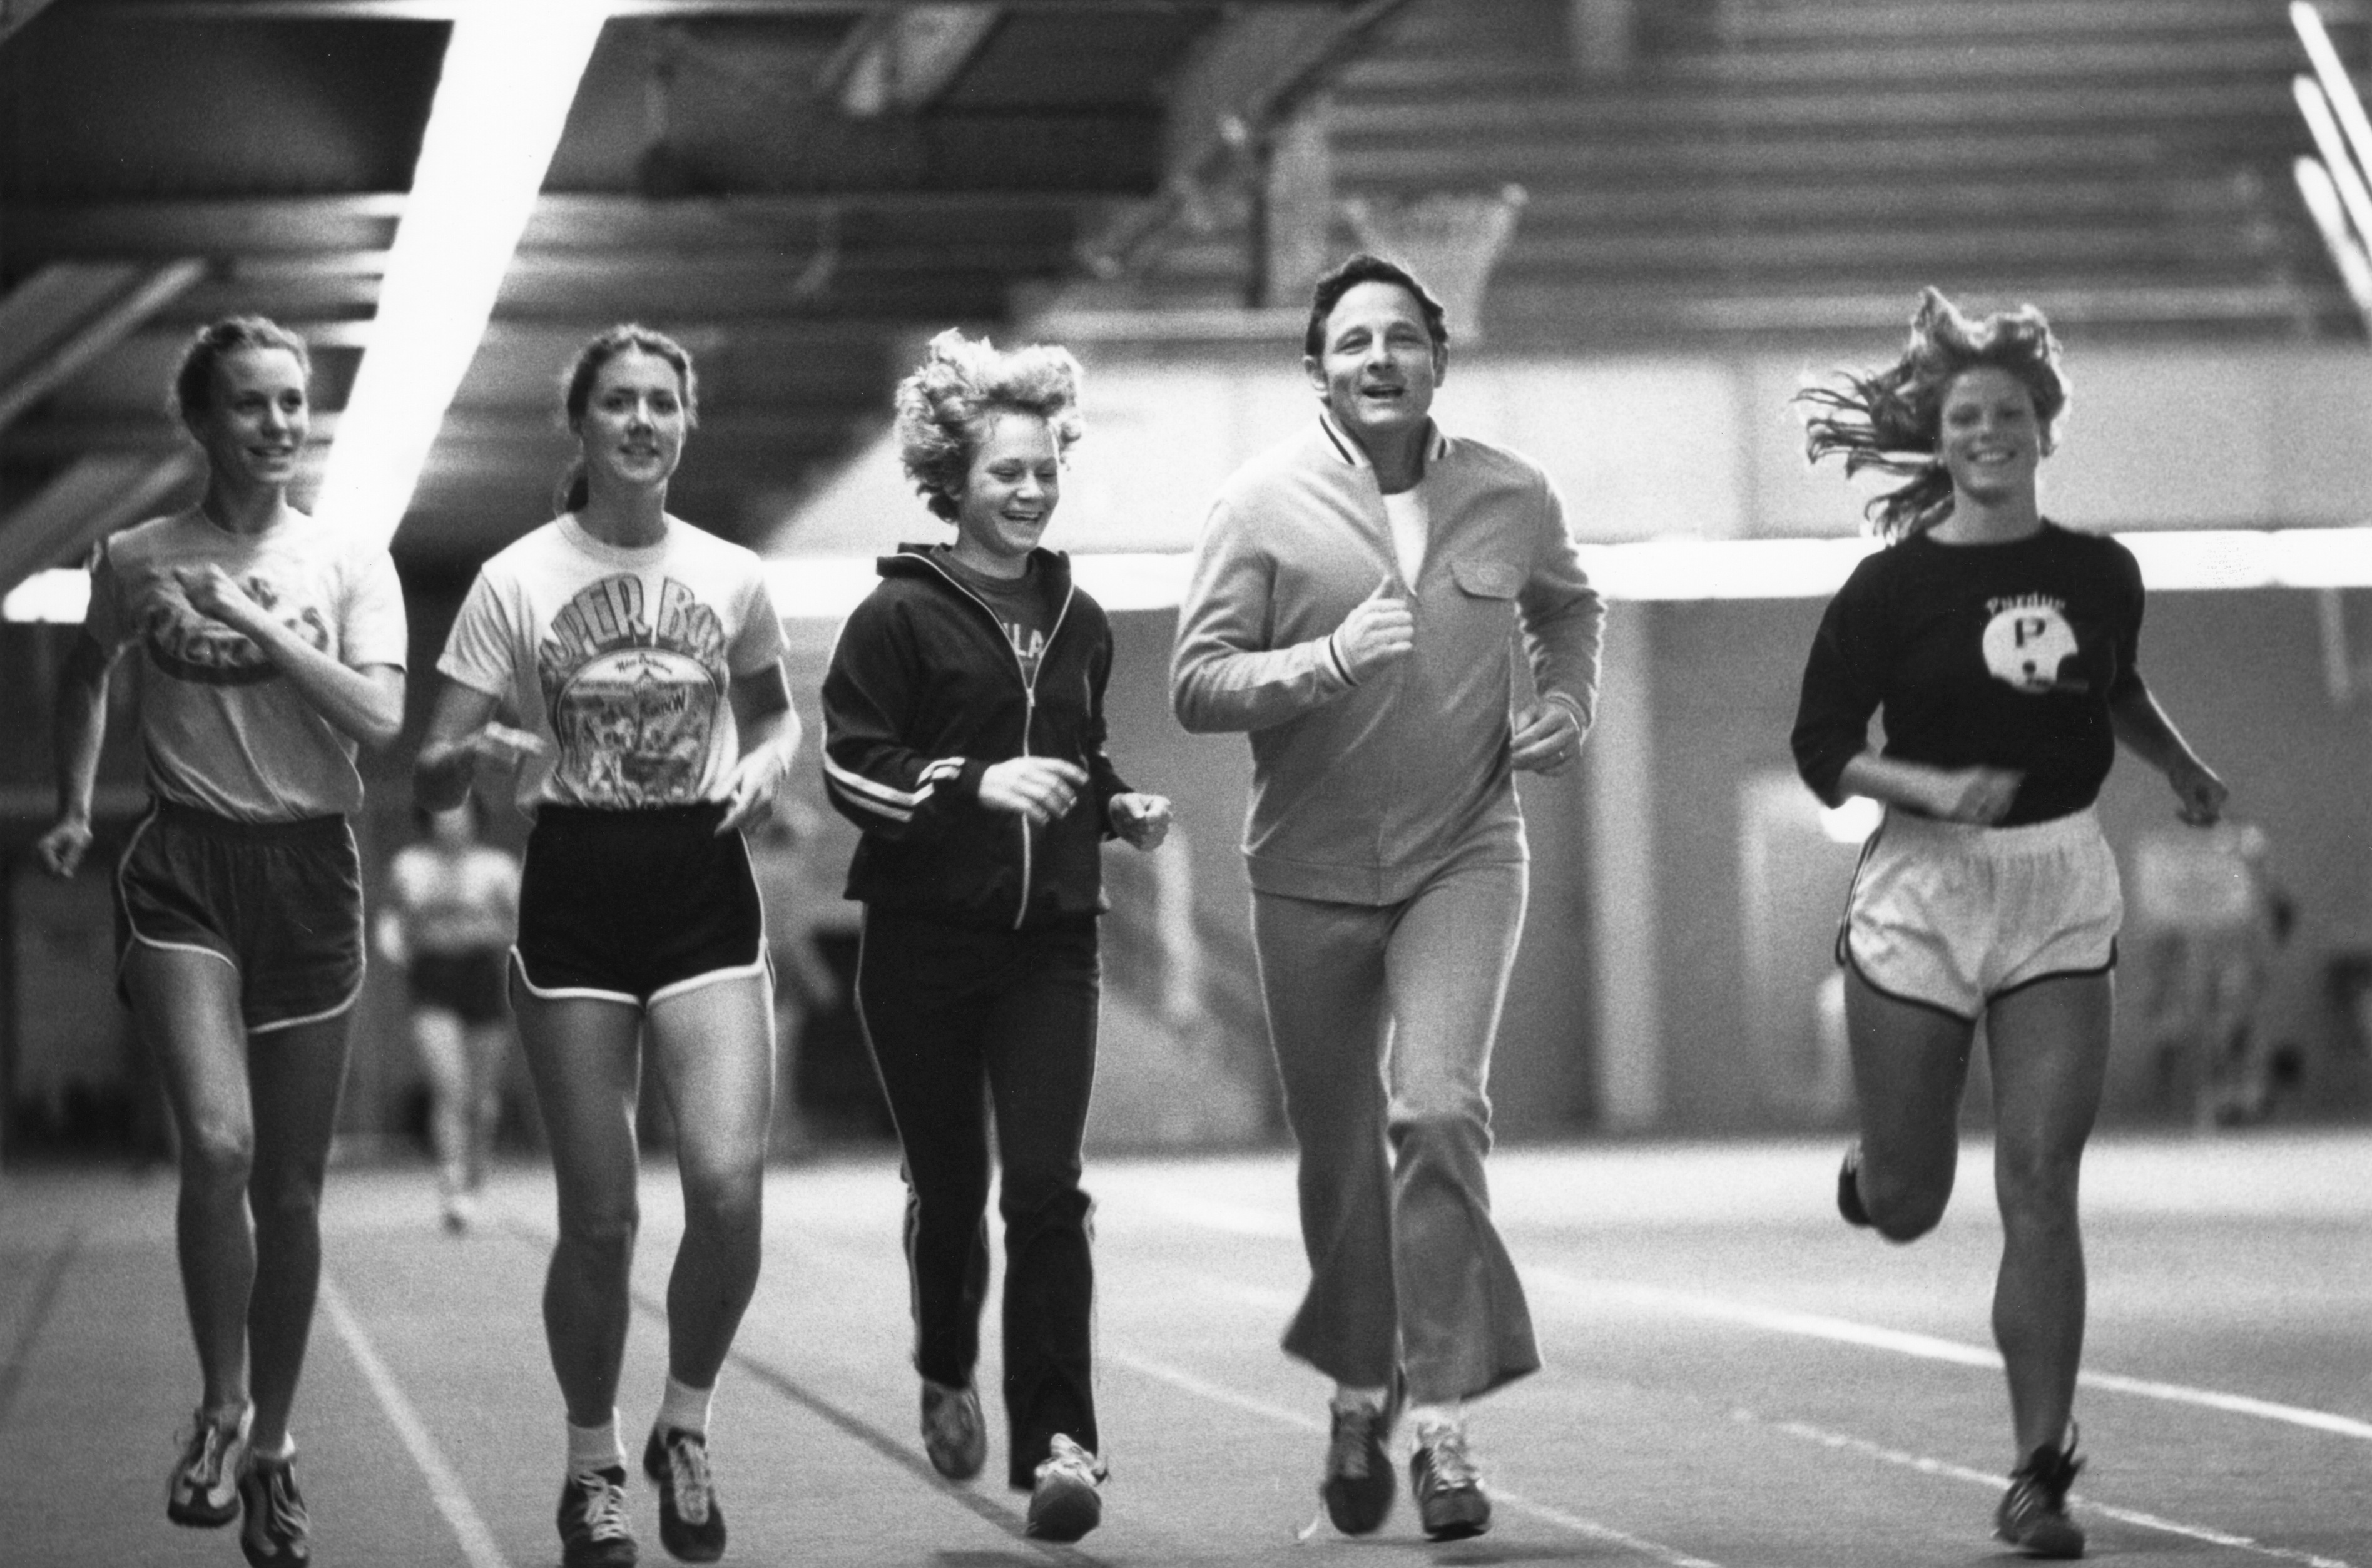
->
xmin=822 ymin=546 xmax=1129 ymax=929
xmin=1171 ymin=415 xmax=1604 ymax=905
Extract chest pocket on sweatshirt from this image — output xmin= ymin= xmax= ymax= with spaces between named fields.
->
xmin=1450 ymin=559 xmax=1521 ymax=599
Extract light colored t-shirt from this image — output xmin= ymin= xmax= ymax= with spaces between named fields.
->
xmin=438 ymin=516 xmax=786 ymax=813
xmin=84 ymin=510 xmax=409 ymax=822
xmin=386 ymin=841 xmax=519 ymax=955
xmin=1383 ymin=487 xmax=1429 ymax=585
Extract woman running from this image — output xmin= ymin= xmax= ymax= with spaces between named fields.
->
xmin=37 ymin=315 xmax=407 ymax=1567
xmin=1792 ymin=288 xmax=2228 ymax=1558
xmin=377 ymin=798 xmax=520 ymax=1233
xmin=415 ymin=325 xmax=795 ymax=1568
xmin=821 ymin=329 xmax=1170 ymax=1543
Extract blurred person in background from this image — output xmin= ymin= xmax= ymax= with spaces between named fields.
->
xmin=377 ymin=796 xmax=521 ymax=1233
xmin=1171 ymin=254 xmax=1602 ymax=1543
xmin=37 ymin=315 xmax=407 ymax=1567
xmin=822 ymin=328 xmax=1171 ymax=1544
xmin=415 ymin=324 xmax=795 ymax=1568
xmin=1793 ymin=288 xmax=2228 ymax=1559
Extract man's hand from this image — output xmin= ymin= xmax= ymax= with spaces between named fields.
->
xmin=1509 ymin=700 xmax=1584 ymax=775
xmin=1330 ymin=578 xmax=1414 ymax=682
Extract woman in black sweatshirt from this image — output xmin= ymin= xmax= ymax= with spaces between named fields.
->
xmin=820 ymin=329 xmax=1169 ymax=1544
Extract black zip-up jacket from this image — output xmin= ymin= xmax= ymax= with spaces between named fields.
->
xmin=821 ymin=545 xmax=1131 ymax=928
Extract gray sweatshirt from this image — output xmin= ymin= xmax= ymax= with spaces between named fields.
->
xmin=1171 ymin=415 xmax=1604 ymax=904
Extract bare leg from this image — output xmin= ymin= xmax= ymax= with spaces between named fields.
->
xmin=126 ymin=947 xmax=257 ymax=1419
xmin=243 ymin=1016 xmax=353 ymax=1453
xmin=516 ymin=987 xmax=644 ymax=1426
xmin=1985 ymin=974 xmax=2112 ymax=1460
xmin=462 ymin=1019 xmax=510 ymax=1192
xmin=648 ymin=975 xmax=774 ymax=1388
xmin=1844 ymin=970 xmax=1977 ymax=1242
xmin=412 ymin=1007 xmax=469 ymax=1200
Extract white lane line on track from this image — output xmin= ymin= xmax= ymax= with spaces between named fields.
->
xmin=1733 ymin=1408 xmax=2357 ymax=1568
xmin=1527 ymin=1270 xmax=2372 ymax=1442
xmin=1105 ymin=1345 xmax=1726 ymax=1568
xmin=318 ymin=1273 xmax=511 ymax=1568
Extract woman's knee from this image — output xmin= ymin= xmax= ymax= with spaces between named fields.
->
xmin=1995 ymin=1142 xmax=2083 ymax=1225
xmin=179 ymin=1113 xmax=255 ymax=1192
xmin=556 ymin=1194 xmax=640 ymax=1260
xmin=680 ymin=1158 xmax=764 ymax=1236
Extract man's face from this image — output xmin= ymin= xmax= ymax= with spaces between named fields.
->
xmin=1305 ymin=280 xmax=1444 ymax=447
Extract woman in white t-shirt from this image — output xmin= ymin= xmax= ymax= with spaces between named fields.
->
xmin=415 ymin=324 xmax=796 ymax=1568
xmin=36 ymin=316 xmax=409 ymax=1564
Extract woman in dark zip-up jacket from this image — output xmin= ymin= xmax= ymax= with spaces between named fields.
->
xmin=820 ymin=329 xmax=1169 ymax=1545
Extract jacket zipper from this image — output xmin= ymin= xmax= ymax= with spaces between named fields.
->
xmin=913 ymin=554 xmax=1077 ymax=929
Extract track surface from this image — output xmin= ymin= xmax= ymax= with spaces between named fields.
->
xmin=4 ymin=1134 xmax=2369 ymax=1567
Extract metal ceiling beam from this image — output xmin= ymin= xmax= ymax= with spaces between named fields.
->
xmin=0 ymin=450 xmax=206 ymax=598
xmin=0 ymin=261 xmax=208 ymax=433
xmin=0 ymin=0 xmax=61 ymax=46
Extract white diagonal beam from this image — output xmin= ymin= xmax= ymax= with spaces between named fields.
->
xmin=312 ymin=0 xmax=608 ymax=550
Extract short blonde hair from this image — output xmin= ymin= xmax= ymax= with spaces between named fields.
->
xmin=894 ymin=328 xmax=1084 ymax=521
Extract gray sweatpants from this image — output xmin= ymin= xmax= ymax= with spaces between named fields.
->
xmin=1249 ymin=847 xmax=1542 ymax=1405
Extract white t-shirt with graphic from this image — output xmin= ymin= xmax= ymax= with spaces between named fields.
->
xmin=84 ymin=511 xmax=409 ymax=822
xmin=439 ymin=516 xmax=786 ymax=815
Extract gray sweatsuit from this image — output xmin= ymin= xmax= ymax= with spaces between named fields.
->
xmin=1173 ymin=414 xmax=1602 ymax=1403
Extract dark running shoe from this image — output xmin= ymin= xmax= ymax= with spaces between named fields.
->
xmin=920 ymin=1379 xmax=987 ymax=1481
xmin=237 ymin=1450 xmax=311 ymax=1566
xmin=1025 ymin=1433 xmax=1104 ymax=1542
xmin=1837 ymin=1144 xmax=1873 ymax=1229
xmin=558 ymin=1465 xmax=638 ymax=1568
xmin=1995 ymin=1433 xmax=2086 ymax=1559
xmin=1320 ymin=1389 xmax=1400 ymax=1535
xmin=167 ymin=1406 xmax=250 ymax=1527
xmin=1410 ymin=1421 xmax=1492 ymax=1542
xmin=641 ymin=1426 xmax=726 ymax=1563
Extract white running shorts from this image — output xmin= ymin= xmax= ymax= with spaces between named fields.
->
xmin=1841 ymin=807 xmax=2122 ymax=1021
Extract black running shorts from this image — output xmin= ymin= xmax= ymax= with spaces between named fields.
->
xmin=114 ymin=798 xmax=365 ymax=1034
xmin=514 ymin=802 xmax=766 ymax=1005
xmin=407 ymin=947 xmax=511 ymax=1025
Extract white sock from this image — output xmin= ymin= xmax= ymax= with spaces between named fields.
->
xmin=656 ymin=1375 xmax=713 ymax=1438
xmin=567 ymin=1413 xmax=624 ymax=1476
xmin=1331 ymin=1382 xmax=1391 ymax=1413
xmin=1407 ymin=1401 xmax=1464 ymax=1437
xmin=250 ymin=1429 xmax=295 ymax=1464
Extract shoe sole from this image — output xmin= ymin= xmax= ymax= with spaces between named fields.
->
xmin=1321 ymin=1475 xmax=1395 ymax=1535
xmin=1026 ymin=1479 xmax=1102 ymax=1542
xmin=168 ymin=1499 xmax=240 ymax=1529
xmin=1420 ymin=1499 xmax=1492 ymax=1542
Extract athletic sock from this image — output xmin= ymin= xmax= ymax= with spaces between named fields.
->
xmin=567 ymin=1413 xmax=625 ymax=1476
xmin=656 ymin=1375 xmax=713 ymax=1438
xmin=250 ymin=1430 xmax=295 ymax=1465
xmin=1331 ymin=1382 xmax=1391 ymax=1413
xmin=1407 ymin=1402 xmax=1465 ymax=1438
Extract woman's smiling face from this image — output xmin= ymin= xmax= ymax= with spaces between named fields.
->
xmin=1938 ymin=365 xmax=2042 ymax=503
xmin=952 ymin=410 xmax=1061 ymax=569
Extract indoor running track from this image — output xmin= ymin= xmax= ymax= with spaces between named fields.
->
xmin=4 ymin=1134 xmax=2369 ymax=1567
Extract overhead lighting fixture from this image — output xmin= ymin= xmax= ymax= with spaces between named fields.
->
xmin=312 ymin=1 xmax=609 ymax=551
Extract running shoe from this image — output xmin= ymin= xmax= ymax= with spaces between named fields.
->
xmin=1996 ymin=1434 xmax=2085 ymax=1558
xmin=167 ymin=1405 xmax=250 ymax=1527
xmin=1837 ymin=1144 xmax=1873 ymax=1229
xmin=1319 ymin=1389 xmax=1400 ymax=1535
xmin=641 ymin=1425 xmax=725 ymax=1563
xmin=1024 ymin=1433 xmax=1104 ymax=1542
xmin=557 ymin=1464 xmax=638 ymax=1568
xmin=920 ymin=1378 xmax=987 ymax=1481
xmin=1409 ymin=1420 xmax=1492 ymax=1542
xmin=237 ymin=1450 xmax=311 ymax=1566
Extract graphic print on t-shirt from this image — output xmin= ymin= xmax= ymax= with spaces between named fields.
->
xmin=536 ymin=573 xmax=729 ymax=805
xmin=1000 ymin=620 xmax=1048 ymax=685
xmin=143 ymin=574 xmax=331 ymax=686
xmin=1981 ymin=594 xmax=2085 ymax=695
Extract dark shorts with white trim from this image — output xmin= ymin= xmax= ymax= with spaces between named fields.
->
xmin=408 ymin=947 xmax=510 ymax=1024
xmin=114 ymin=798 xmax=365 ymax=1034
xmin=514 ymin=802 xmax=766 ymax=1007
